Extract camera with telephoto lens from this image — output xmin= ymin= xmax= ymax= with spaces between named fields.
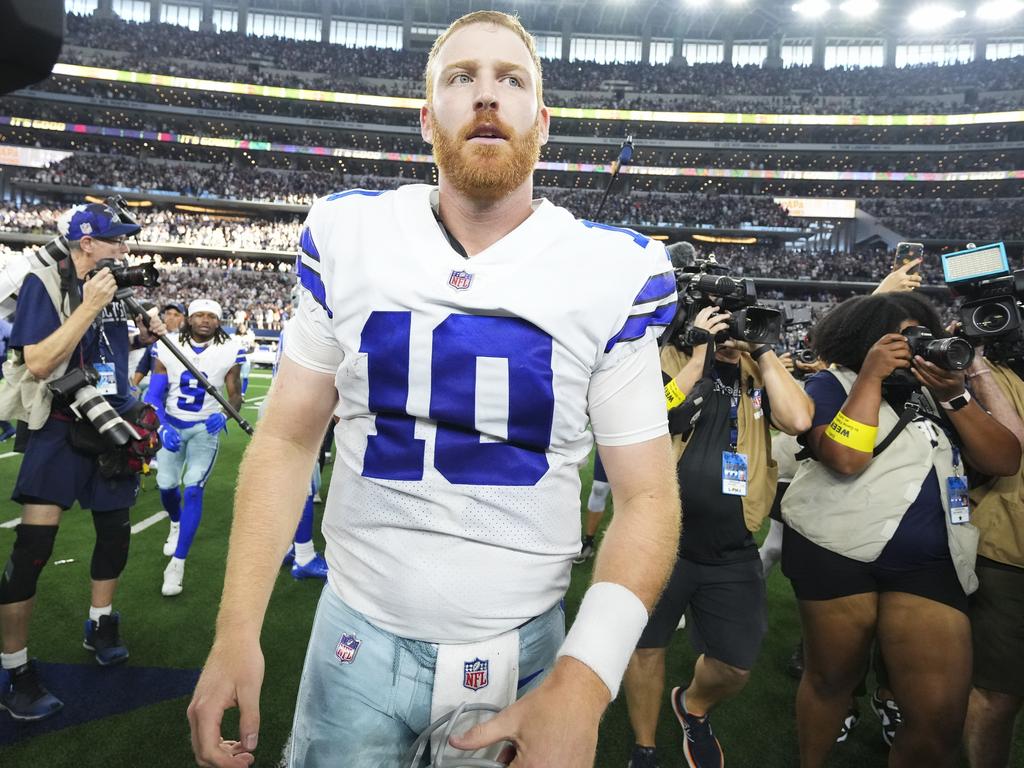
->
xmin=47 ymin=367 xmax=141 ymax=447
xmin=673 ymin=256 xmax=783 ymax=346
xmin=902 ymin=326 xmax=975 ymax=371
xmin=795 ymin=348 xmax=818 ymax=365
xmin=90 ymin=258 xmax=160 ymax=289
xmin=942 ymin=242 xmax=1024 ymax=363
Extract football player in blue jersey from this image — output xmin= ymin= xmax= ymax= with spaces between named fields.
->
xmin=144 ymin=299 xmax=245 ymax=596
xmin=188 ymin=12 xmax=681 ymax=768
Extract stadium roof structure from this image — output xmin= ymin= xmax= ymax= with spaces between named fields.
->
xmin=235 ymin=0 xmax=1024 ymax=39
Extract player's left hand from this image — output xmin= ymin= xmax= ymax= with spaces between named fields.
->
xmin=912 ymin=355 xmax=966 ymax=403
xmin=135 ymin=310 xmax=167 ymax=344
xmin=205 ymin=412 xmax=228 ymax=435
xmin=449 ymin=656 xmax=607 ymax=767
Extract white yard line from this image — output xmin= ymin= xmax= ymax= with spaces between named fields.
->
xmin=130 ymin=510 xmax=168 ymax=534
xmin=0 ymin=517 xmax=20 ymax=529
xmin=0 ymin=452 xmax=19 ymax=460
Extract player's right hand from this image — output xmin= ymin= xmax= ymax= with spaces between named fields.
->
xmin=159 ymin=425 xmax=181 ymax=452
xmin=188 ymin=637 xmax=265 ymax=768
xmin=83 ymin=267 xmax=117 ymax=313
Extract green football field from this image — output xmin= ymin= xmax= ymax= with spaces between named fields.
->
xmin=0 ymin=373 xmax=1020 ymax=767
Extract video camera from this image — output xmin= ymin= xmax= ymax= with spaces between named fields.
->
xmin=942 ymin=242 xmax=1024 ymax=362
xmin=672 ymin=256 xmax=783 ymax=346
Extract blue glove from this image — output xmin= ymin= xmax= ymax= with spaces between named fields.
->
xmin=204 ymin=412 xmax=228 ymax=435
xmin=159 ymin=425 xmax=181 ymax=453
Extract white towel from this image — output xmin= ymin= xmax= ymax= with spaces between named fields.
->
xmin=429 ymin=629 xmax=520 ymax=762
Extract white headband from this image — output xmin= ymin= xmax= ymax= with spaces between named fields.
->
xmin=188 ymin=299 xmax=222 ymax=319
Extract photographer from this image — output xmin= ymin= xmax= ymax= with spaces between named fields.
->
xmin=0 ymin=203 xmax=166 ymax=722
xmin=961 ymin=347 xmax=1024 ymax=768
xmin=780 ymin=292 xmax=1020 ymax=768
xmin=623 ymin=297 xmax=813 ymax=768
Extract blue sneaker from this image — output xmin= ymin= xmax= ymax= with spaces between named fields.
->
xmin=291 ymin=553 xmax=328 ymax=580
xmin=0 ymin=423 xmax=16 ymax=442
xmin=83 ymin=612 xmax=129 ymax=666
xmin=671 ymin=687 xmax=723 ymax=768
xmin=282 ymin=545 xmax=295 ymax=567
xmin=0 ymin=661 xmax=63 ymax=721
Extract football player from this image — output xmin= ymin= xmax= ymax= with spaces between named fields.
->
xmin=144 ymin=299 xmax=244 ymax=596
xmin=188 ymin=12 xmax=681 ymax=768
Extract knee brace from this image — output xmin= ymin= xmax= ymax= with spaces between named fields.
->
xmin=91 ymin=508 xmax=131 ymax=581
xmin=587 ymin=480 xmax=611 ymax=513
xmin=0 ymin=524 xmax=58 ymax=604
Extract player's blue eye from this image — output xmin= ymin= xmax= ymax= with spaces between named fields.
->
xmin=506 ymin=76 xmax=522 ymax=88
xmin=451 ymin=73 xmax=471 ymax=84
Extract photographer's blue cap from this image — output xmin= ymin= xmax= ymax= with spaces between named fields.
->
xmin=58 ymin=203 xmax=141 ymax=241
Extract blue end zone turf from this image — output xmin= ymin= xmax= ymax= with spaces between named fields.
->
xmin=0 ymin=663 xmax=200 ymax=746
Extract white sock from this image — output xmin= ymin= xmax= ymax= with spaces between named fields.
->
xmin=293 ymin=540 xmax=316 ymax=567
xmin=1 ymin=648 xmax=28 ymax=670
xmin=170 ymin=556 xmax=185 ymax=568
xmin=587 ymin=480 xmax=610 ymax=512
xmin=89 ymin=604 xmax=112 ymax=624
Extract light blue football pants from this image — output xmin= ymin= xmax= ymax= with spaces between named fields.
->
xmin=288 ymin=587 xmax=565 ymax=768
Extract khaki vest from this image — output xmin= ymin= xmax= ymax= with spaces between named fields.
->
xmin=661 ymin=345 xmax=778 ymax=533
xmin=782 ymin=366 xmax=979 ymax=595
xmin=969 ymin=361 xmax=1024 ymax=568
xmin=0 ymin=265 xmax=74 ymax=429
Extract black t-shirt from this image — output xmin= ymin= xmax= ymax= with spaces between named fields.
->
xmin=677 ymin=360 xmax=771 ymax=565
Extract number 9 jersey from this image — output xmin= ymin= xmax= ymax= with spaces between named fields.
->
xmin=156 ymin=340 xmax=246 ymax=424
xmin=285 ymin=184 xmax=677 ymax=644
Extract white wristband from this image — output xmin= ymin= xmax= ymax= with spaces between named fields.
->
xmin=557 ymin=581 xmax=649 ymax=699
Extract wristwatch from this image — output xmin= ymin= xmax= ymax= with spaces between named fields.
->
xmin=939 ymin=389 xmax=972 ymax=411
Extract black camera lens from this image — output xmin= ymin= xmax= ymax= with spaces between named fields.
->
xmin=902 ymin=326 xmax=974 ymax=371
xmin=972 ymin=303 xmax=1013 ymax=335
xmin=796 ymin=349 xmax=818 ymax=364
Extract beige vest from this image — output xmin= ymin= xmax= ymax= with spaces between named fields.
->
xmin=969 ymin=361 xmax=1024 ymax=568
xmin=782 ymin=366 xmax=979 ymax=595
xmin=0 ymin=265 xmax=74 ymax=429
xmin=661 ymin=345 xmax=778 ymax=533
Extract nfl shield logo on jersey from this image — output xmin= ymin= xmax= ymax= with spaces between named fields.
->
xmin=463 ymin=658 xmax=489 ymax=691
xmin=448 ymin=270 xmax=473 ymax=291
xmin=335 ymin=633 xmax=361 ymax=664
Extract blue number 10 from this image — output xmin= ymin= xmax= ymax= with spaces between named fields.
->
xmin=359 ymin=312 xmax=554 ymax=486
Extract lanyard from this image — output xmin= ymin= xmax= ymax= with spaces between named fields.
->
xmin=714 ymin=370 xmax=741 ymax=451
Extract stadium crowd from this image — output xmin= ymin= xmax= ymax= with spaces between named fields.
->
xmin=60 ymin=13 xmax=1024 ymax=115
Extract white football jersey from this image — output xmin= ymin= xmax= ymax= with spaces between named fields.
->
xmin=157 ymin=338 xmax=245 ymax=423
xmin=286 ymin=184 xmax=676 ymax=643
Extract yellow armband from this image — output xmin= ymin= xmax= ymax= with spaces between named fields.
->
xmin=825 ymin=411 xmax=878 ymax=453
xmin=665 ymin=380 xmax=686 ymax=411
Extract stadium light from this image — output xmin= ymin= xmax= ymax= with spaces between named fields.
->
xmin=793 ymin=1 xmax=831 ymax=17
xmin=907 ymin=4 xmax=967 ymax=30
xmin=840 ymin=0 xmax=878 ymax=17
xmin=977 ymin=1 xmax=1024 ymax=20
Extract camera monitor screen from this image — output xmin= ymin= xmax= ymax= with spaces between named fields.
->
xmin=941 ymin=243 xmax=1009 ymax=285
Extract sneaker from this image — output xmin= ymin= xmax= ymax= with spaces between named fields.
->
xmin=870 ymin=690 xmax=902 ymax=747
xmin=161 ymin=558 xmax=185 ymax=597
xmin=671 ymin=687 xmax=724 ymax=768
xmin=573 ymin=539 xmax=596 ymax=565
xmin=627 ymin=744 xmax=659 ymax=768
xmin=282 ymin=545 xmax=295 ymax=567
xmin=162 ymin=521 xmax=180 ymax=557
xmin=0 ymin=424 xmax=17 ymax=442
xmin=82 ymin=613 xmax=129 ymax=666
xmin=0 ymin=661 xmax=63 ymax=721
xmin=312 ymin=492 xmax=322 ymax=504
xmin=836 ymin=704 xmax=860 ymax=743
xmin=291 ymin=553 xmax=328 ymax=580
xmin=786 ymin=641 xmax=804 ymax=680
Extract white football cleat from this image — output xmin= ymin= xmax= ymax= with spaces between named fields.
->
xmin=162 ymin=521 xmax=180 ymax=557
xmin=161 ymin=558 xmax=185 ymax=597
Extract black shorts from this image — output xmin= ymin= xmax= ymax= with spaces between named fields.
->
xmin=637 ymin=555 xmax=767 ymax=671
xmin=12 ymin=419 xmax=138 ymax=512
xmin=970 ymin=558 xmax=1024 ymax=697
xmin=781 ymin=525 xmax=968 ymax=614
